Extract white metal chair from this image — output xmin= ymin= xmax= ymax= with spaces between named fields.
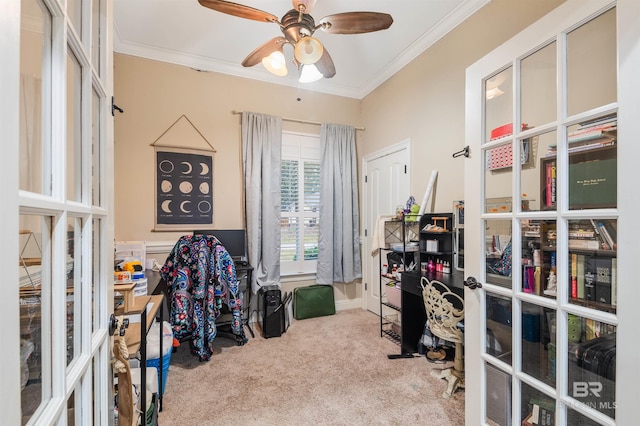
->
xmin=421 ymin=277 xmax=465 ymax=399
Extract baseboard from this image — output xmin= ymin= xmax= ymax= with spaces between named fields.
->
xmin=145 ymin=241 xmax=175 ymax=254
xmin=335 ymin=298 xmax=363 ymax=312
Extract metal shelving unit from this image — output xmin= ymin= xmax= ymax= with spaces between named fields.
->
xmin=379 ymin=214 xmax=420 ymax=344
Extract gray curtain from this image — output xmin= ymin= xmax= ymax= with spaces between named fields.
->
xmin=242 ymin=112 xmax=282 ymax=293
xmin=316 ymin=123 xmax=362 ymax=284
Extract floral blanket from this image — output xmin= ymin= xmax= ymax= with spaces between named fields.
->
xmin=160 ymin=234 xmax=245 ymax=361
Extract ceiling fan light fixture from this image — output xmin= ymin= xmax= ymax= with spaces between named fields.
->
xmin=299 ymin=64 xmax=323 ymax=83
xmin=294 ymin=37 xmax=324 ymax=65
xmin=262 ymin=50 xmax=288 ymax=76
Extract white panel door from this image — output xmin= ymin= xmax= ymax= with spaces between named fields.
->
xmin=464 ymin=1 xmax=640 ymax=425
xmin=362 ymin=141 xmax=410 ymax=313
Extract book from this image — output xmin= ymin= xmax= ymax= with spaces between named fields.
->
xmin=551 ymin=164 xmax=556 ymax=206
xmin=569 ymin=158 xmax=617 ymax=209
xmin=571 ymin=253 xmax=578 ymax=298
xmin=545 ymin=139 xmax=616 ymax=157
xmin=522 ymin=413 xmax=534 ymax=426
xmin=598 ymin=222 xmax=618 ymax=250
xmin=545 ymin=162 xmax=553 ymax=207
xmin=569 ymin=228 xmax=594 ymax=239
xmin=595 ymin=257 xmax=612 ymax=304
xmin=530 ymin=397 xmax=555 ymax=425
xmin=577 ymin=254 xmax=585 ymax=299
xmin=611 ymin=257 xmax=617 ymax=306
xmin=598 ymin=221 xmax=616 ymax=250
xmin=576 ymin=114 xmax=617 ymax=129
xmin=584 ymin=268 xmax=596 ymax=301
xmin=568 ymin=130 xmax=616 ymax=145
xmin=585 ymin=318 xmax=596 ymax=340
xmin=568 ymin=239 xmax=601 ymax=250
xmin=589 ymin=219 xmax=610 ymax=250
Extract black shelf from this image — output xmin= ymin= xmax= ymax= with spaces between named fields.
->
xmin=419 ymin=213 xmax=455 ymax=274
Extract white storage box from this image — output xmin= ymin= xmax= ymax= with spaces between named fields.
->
xmin=115 ymin=241 xmax=147 ymax=271
xmin=426 ymin=239 xmax=439 ymax=252
xmin=386 ymin=284 xmax=401 ymax=307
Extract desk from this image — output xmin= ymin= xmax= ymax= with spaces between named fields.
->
xmin=398 ymin=270 xmax=464 ymax=355
xmin=146 ymin=263 xmax=254 ymax=339
xmin=114 ymin=293 xmax=165 ymax=414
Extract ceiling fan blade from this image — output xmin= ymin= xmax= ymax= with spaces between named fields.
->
xmin=198 ymin=0 xmax=279 ymax=23
xmin=319 ymin=12 xmax=393 ymax=35
xmin=314 ymin=48 xmax=336 ymax=78
xmin=241 ymin=37 xmax=287 ymax=67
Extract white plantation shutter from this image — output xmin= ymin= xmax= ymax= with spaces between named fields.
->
xmin=281 ymin=132 xmax=320 ymax=274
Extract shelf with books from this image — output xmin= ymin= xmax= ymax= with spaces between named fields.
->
xmin=567 ymin=219 xmax=617 ymax=313
xmin=539 ymin=114 xmax=617 ymax=210
xmin=540 ymin=145 xmax=617 ymax=210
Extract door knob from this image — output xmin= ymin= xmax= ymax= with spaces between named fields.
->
xmin=464 ymin=276 xmax=482 ymax=289
xmin=109 ymin=314 xmax=118 ymax=336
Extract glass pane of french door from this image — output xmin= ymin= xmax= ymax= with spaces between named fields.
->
xmin=481 ymin=6 xmax=618 ymax=426
xmin=18 ymin=0 xmax=112 ymax=423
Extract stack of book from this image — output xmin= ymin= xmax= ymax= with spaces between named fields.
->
xmin=568 ymin=220 xmax=617 ymax=306
xmin=522 ymin=397 xmax=555 ymax=426
xmin=546 ymin=114 xmax=617 ymax=157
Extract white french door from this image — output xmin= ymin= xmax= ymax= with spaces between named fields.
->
xmin=1 ymin=0 xmax=114 ymax=424
xmin=362 ymin=140 xmax=410 ymax=312
xmin=464 ymin=0 xmax=640 ymax=425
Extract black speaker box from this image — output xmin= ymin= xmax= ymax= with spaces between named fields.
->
xmin=258 ymin=285 xmax=284 ymax=338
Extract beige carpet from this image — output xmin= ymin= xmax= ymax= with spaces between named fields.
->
xmin=158 ymin=309 xmax=464 ymax=425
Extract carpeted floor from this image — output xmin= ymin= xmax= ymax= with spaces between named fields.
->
xmin=157 ymin=308 xmax=464 ymax=425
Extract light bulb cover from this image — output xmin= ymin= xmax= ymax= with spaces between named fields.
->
xmin=299 ymin=64 xmax=323 ymax=83
xmin=294 ymin=37 xmax=324 ymax=65
xmin=292 ymin=0 xmax=317 ymax=13
xmin=262 ymin=50 xmax=288 ymax=76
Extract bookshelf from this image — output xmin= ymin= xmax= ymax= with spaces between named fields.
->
xmin=540 ymin=145 xmax=616 ymax=210
xmin=568 ymin=219 xmax=617 ymax=314
xmin=540 ymin=114 xmax=617 ymax=210
xmin=520 ymin=218 xmax=617 ymax=313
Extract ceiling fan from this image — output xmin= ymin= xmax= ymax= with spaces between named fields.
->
xmin=198 ymin=0 xmax=393 ymax=82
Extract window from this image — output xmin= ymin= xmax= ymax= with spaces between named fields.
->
xmin=280 ymin=132 xmax=320 ymax=275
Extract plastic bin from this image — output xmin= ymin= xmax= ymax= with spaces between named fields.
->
xmin=146 ymin=349 xmax=171 ymax=396
xmin=386 ymin=284 xmax=401 ymax=307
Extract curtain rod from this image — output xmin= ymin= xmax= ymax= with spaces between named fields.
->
xmin=232 ymin=110 xmax=364 ymax=131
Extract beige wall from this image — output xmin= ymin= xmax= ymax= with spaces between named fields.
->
xmin=114 ymin=54 xmax=361 ymax=240
xmin=359 ymin=0 xmax=565 ymax=213
xmin=113 ymin=0 xmax=565 ymax=305
xmin=113 ymin=54 xmax=362 ymax=304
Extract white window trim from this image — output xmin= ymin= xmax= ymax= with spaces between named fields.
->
xmin=281 ymin=131 xmax=320 ymax=277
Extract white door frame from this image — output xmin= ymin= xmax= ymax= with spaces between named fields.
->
xmin=1 ymin=0 xmax=114 ymax=423
xmin=1 ymin=1 xmax=23 ymax=422
xmin=361 ymin=139 xmax=411 ymax=313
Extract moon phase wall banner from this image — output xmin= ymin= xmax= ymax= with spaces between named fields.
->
xmin=155 ymin=150 xmax=213 ymax=229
